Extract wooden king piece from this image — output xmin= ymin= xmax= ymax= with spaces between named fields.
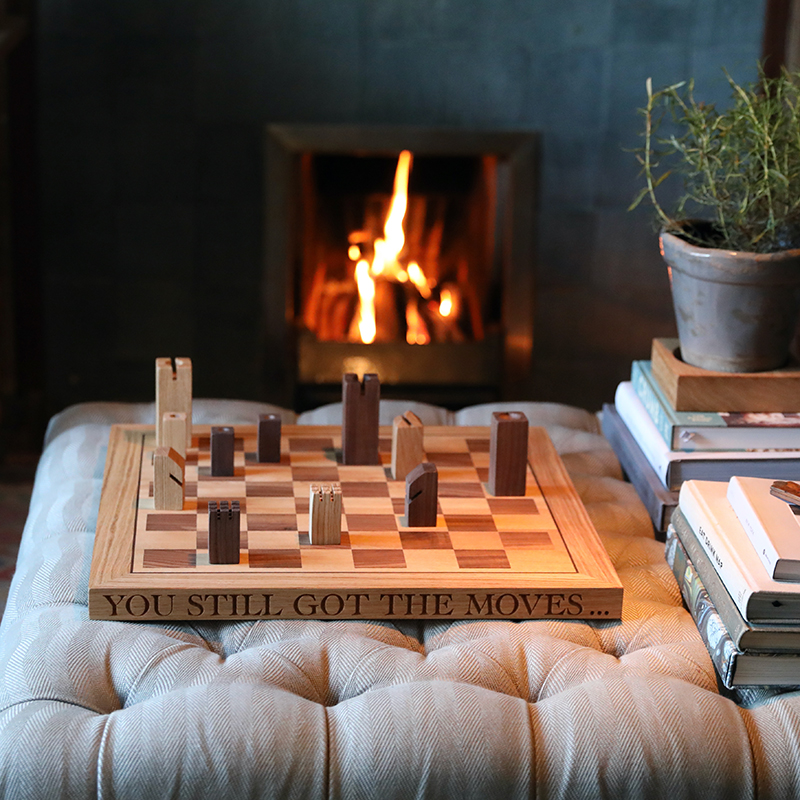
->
xmin=488 ymin=411 xmax=529 ymax=496
xmin=156 ymin=357 xmax=192 ymax=450
xmin=391 ymin=410 xmax=424 ymax=481
xmin=309 ymin=484 xmax=343 ymax=545
xmin=342 ymin=373 xmax=380 ymax=465
xmin=153 ymin=446 xmax=185 ymax=510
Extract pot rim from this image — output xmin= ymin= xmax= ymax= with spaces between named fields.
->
xmin=660 ymin=225 xmax=800 ymax=262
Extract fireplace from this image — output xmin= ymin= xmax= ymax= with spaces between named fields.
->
xmin=263 ymin=126 xmax=539 ymax=410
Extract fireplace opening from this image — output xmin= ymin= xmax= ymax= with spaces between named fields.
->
xmin=263 ymin=126 xmax=539 ymax=410
xmin=300 ymin=151 xmax=499 ymax=348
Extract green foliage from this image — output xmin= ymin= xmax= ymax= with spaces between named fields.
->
xmin=630 ymin=67 xmax=800 ymax=253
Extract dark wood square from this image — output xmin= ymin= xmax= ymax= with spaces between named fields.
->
xmin=466 ymin=438 xmax=491 ymax=452
xmin=379 ymin=437 xmax=392 ymax=453
xmin=498 ymin=531 xmax=551 ymax=548
xmin=247 ymin=514 xmax=297 ymax=531
xmin=146 ymin=513 xmax=198 ymax=532
xmin=197 ymin=467 xmax=246 ymax=480
xmin=488 ymin=498 xmax=538 ymax=514
xmin=245 ymin=452 xmax=290 ymax=466
xmin=289 ymin=437 xmax=334 ymax=452
xmin=352 ymin=549 xmax=406 ymax=568
xmin=399 ymin=531 xmax=453 ymax=549
xmin=246 ymin=483 xmax=294 ymax=497
xmin=425 ymin=452 xmax=474 ymax=467
xmin=340 ymin=481 xmax=390 ymax=497
xmin=346 ymin=514 xmax=398 ymax=531
xmin=143 ymin=549 xmax=196 ymax=568
xmin=291 ymin=466 xmax=340 ymax=482
xmin=249 ymin=550 xmax=303 ymax=568
xmin=439 ymin=482 xmax=485 ymax=498
xmin=444 ymin=515 xmax=497 ymax=531
xmin=454 ymin=550 xmax=511 ymax=569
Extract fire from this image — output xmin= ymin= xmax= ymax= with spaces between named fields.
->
xmin=439 ymin=288 xmax=454 ymax=317
xmin=350 ymin=149 xmax=444 ymax=345
xmin=353 ymin=259 xmax=376 ymax=344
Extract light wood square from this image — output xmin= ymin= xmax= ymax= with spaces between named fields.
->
xmin=493 ymin=514 xmax=557 ymax=531
xmin=348 ymin=531 xmax=403 ymax=549
xmin=342 ymin=497 xmax=395 ymax=515
xmin=301 ymin=548 xmax=354 ymax=571
xmin=423 ymin=436 xmax=469 ymax=453
xmin=247 ymin=531 xmax=300 ymax=549
xmin=436 ymin=467 xmax=481 ymax=482
xmin=505 ymin=549 xmax=575 ymax=573
xmin=447 ymin=530 xmax=504 ymax=550
xmin=437 ymin=497 xmax=491 ymax=515
xmin=403 ymin=549 xmax=460 ymax=572
xmin=338 ymin=466 xmax=387 ymax=481
xmin=197 ymin=481 xmax=247 ymax=498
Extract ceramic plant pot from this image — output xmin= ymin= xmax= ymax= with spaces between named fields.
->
xmin=660 ymin=228 xmax=800 ymax=372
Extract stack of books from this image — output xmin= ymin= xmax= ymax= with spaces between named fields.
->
xmin=602 ymin=357 xmax=800 ymax=533
xmin=669 ymin=477 xmax=800 ymax=687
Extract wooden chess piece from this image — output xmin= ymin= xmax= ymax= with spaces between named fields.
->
xmin=488 ymin=411 xmax=529 ymax=496
xmin=405 ymin=462 xmax=438 ymax=527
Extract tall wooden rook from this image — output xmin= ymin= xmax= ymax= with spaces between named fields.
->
xmin=155 ymin=357 xmax=192 ymax=450
xmin=488 ymin=411 xmax=529 ymax=496
xmin=257 ymin=414 xmax=281 ymax=463
xmin=342 ymin=373 xmax=380 ymax=465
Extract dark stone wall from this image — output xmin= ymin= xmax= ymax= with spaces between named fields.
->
xmin=36 ymin=0 xmax=765 ymax=412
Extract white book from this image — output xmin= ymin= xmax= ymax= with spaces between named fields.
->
xmin=615 ymin=382 xmax=800 ymax=491
xmin=727 ymin=476 xmax=800 ymax=582
xmin=679 ymin=479 xmax=800 ymax=623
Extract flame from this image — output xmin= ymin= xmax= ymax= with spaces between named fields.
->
xmin=407 ymin=261 xmax=431 ymax=299
xmin=348 ymin=244 xmax=361 ymax=261
xmin=439 ymin=288 xmax=454 ymax=317
xmin=405 ymin=300 xmax=430 ymax=345
xmin=354 ymin=259 xmax=376 ymax=344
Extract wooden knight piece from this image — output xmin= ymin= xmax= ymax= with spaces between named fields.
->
xmin=341 ymin=373 xmax=380 ymax=465
xmin=153 ymin=446 xmax=185 ymax=511
xmin=155 ymin=357 xmax=192 ymax=450
xmin=391 ymin=411 xmax=424 ymax=481
xmin=488 ymin=411 xmax=529 ymax=496
xmin=309 ymin=484 xmax=343 ymax=545
xmin=405 ymin=462 xmax=438 ymax=527
xmin=208 ymin=500 xmax=240 ymax=564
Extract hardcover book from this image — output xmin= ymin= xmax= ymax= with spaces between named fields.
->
xmin=665 ymin=525 xmax=800 ymax=687
xmin=615 ymin=382 xmax=800 ymax=491
xmin=671 ymin=508 xmax=800 ymax=651
xmin=727 ymin=476 xmax=800 ymax=582
xmin=600 ymin=403 xmax=677 ymax=533
xmin=678 ymin=479 xmax=800 ymax=623
xmin=631 ymin=360 xmax=800 ymax=452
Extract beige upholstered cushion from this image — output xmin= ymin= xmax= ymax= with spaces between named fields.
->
xmin=1 ymin=400 xmax=797 ymax=798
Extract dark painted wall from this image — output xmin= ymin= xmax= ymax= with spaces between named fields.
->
xmin=36 ymin=0 xmax=765 ymax=412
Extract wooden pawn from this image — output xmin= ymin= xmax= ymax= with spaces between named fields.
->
xmin=208 ymin=500 xmax=240 ymax=564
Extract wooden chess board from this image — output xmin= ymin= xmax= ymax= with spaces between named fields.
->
xmin=89 ymin=424 xmax=623 ymax=621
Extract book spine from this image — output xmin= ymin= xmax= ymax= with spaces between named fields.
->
xmin=631 ymin=361 xmax=674 ymax=449
xmin=664 ymin=525 xmax=738 ymax=687
xmin=727 ymin=478 xmax=781 ymax=579
xmin=614 ymin=382 xmax=672 ymax=487
xmin=678 ymin=482 xmax=756 ymax=620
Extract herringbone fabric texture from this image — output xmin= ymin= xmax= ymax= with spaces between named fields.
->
xmin=0 ymin=400 xmax=790 ymax=799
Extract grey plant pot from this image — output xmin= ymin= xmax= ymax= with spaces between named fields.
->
xmin=660 ymin=229 xmax=800 ymax=373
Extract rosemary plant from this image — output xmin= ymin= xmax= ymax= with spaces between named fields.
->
xmin=630 ymin=67 xmax=800 ymax=253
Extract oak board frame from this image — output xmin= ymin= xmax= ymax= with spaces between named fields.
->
xmin=89 ymin=424 xmax=623 ymax=621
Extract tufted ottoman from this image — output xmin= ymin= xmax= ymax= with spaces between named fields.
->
xmin=1 ymin=399 xmax=799 ymax=799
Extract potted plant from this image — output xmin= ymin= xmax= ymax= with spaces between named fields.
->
xmin=631 ymin=67 xmax=800 ymax=372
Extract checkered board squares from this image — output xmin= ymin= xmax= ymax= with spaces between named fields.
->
xmin=133 ymin=427 xmax=575 ymax=576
